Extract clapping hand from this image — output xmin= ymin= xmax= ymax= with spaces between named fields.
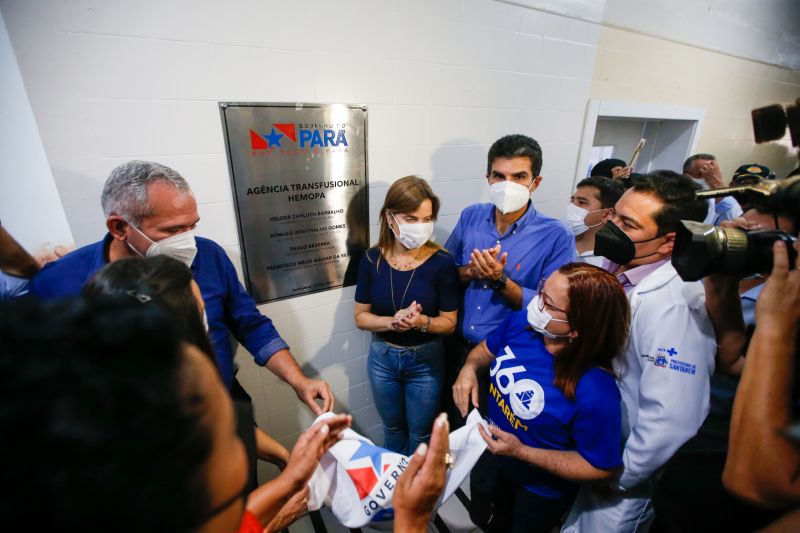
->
xmin=391 ymin=301 xmax=421 ymax=331
xmin=469 ymin=245 xmax=508 ymax=282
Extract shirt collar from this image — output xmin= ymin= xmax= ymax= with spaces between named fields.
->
xmin=603 ymin=257 xmax=669 ymax=288
xmin=741 ymin=282 xmax=764 ymax=301
xmin=98 ymin=233 xmax=114 ymax=268
xmin=484 ymin=200 xmax=537 ymax=233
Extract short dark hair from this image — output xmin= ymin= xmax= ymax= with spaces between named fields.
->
xmin=590 ymin=158 xmax=626 ymax=178
xmin=631 ymin=170 xmax=708 ymax=234
xmin=487 ymin=134 xmax=543 ymax=176
xmin=682 ymin=153 xmax=715 ymax=174
xmin=576 ymin=177 xmax=625 ymax=208
xmin=0 ymin=298 xmax=213 ymax=532
xmin=83 ymin=255 xmax=216 ymax=364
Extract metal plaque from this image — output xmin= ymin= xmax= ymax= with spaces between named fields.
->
xmin=220 ymin=103 xmax=368 ymax=303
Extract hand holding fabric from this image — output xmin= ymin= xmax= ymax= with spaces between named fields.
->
xmin=293 ymin=376 xmax=336 ymax=416
xmin=478 ymin=423 xmax=522 ymax=459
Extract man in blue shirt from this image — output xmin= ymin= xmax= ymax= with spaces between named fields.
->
xmin=443 ymin=134 xmax=574 ymax=426
xmin=29 ymin=161 xmax=333 ymax=414
xmin=445 ymin=134 xmax=575 ymax=345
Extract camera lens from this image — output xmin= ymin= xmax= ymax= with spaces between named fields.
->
xmin=672 ymin=221 xmax=797 ymax=281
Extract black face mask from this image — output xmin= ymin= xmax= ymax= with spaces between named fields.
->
xmin=594 ymin=220 xmax=662 ymax=265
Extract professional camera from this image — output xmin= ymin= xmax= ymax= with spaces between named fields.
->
xmin=672 ymin=220 xmax=797 ymax=281
xmin=672 ymin=176 xmax=798 ymax=281
xmin=695 ymin=175 xmax=800 ymax=220
xmin=671 ymin=98 xmax=800 ymax=281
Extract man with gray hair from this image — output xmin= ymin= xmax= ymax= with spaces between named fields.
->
xmin=29 ymin=160 xmax=334 ymax=414
xmin=683 ymin=153 xmax=743 ymax=224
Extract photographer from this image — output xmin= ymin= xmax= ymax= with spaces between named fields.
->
xmin=723 ymin=237 xmax=800 ymax=508
xmin=653 ymin=207 xmax=796 ymax=532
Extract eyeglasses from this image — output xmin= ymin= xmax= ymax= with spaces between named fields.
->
xmin=537 ymin=278 xmax=568 ymax=318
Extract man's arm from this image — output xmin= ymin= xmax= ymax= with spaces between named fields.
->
xmin=0 ymin=225 xmax=39 ymax=278
xmin=703 ymin=274 xmax=747 ymax=375
xmin=219 ymin=249 xmax=334 ymax=414
xmin=444 ymin=212 xmax=472 ymax=283
xmin=618 ymin=299 xmax=716 ymax=489
xmin=723 ymin=240 xmax=800 ymax=508
xmin=265 ymin=349 xmax=333 ymax=414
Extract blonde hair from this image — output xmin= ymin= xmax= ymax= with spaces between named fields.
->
xmin=374 ymin=176 xmax=442 ymax=265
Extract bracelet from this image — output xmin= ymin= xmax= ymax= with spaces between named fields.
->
xmin=490 ymin=271 xmax=508 ymax=290
xmin=418 ymin=314 xmax=432 ymax=334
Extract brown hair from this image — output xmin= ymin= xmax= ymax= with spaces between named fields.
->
xmin=551 ymin=263 xmax=630 ymax=401
xmin=375 ymin=176 xmax=441 ymax=260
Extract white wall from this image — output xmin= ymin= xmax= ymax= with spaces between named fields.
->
xmin=0 ymin=0 xmax=601 ymax=456
xmin=506 ymin=0 xmax=800 ymax=70
xmin=602 ymin=0 xmax=800 ymax=71
xmin=2 ymin=0 xmax=798 ymax=477
xmin=0 ymin=10 xmax=73 ymax=255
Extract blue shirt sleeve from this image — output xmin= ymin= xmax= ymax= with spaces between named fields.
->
xmin=0 ymin=272 xmax=29 ymax=300
xmin=444 ymin=214 xmax=467 ymax=267
xmin=572 ymin=378 xmax=624 ymax=470
xmin=714 ymin=196 xmax=743 ymax=223
xmin=485 ymin=311 xmax=527 ymax=356
xmin=437 ymin=252 xmax=459 ymax=312
xmin=218 ymin=249 xmax=289 ymax=366
xmin=354 ymin=249 xmax=376 ymax=304
xmin=520 ymin=227 xmax=576 ymax=310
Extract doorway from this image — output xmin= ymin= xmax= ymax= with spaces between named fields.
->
xmin=575 ymin=100 xmax=706 ymax=185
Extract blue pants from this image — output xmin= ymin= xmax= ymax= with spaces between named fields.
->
xmin=367 ymin=335 xmax=444 ymax=456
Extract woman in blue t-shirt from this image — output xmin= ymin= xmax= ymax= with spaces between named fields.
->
xmin=453 ymin=263 xmax=630 ymax=533
xmin=354 ymin=176 xmax=459 ymax=455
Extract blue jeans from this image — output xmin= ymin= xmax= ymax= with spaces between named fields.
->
xmin=367 ymin=335 xmax=444 ymax=456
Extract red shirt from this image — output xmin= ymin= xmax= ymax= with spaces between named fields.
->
xmin=237 ymin=510 xmax=262 ymax=533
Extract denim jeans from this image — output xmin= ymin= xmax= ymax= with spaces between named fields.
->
xmin=367 ymin=334 xmax=444 ymax=456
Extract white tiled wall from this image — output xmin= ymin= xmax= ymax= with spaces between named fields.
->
xmin=3 ymin=0 xmax=799 ymax=489
xmin=0 ymin=0 xmax=603 ymax=464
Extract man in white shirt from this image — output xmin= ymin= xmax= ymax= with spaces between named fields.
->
xmin=562 ymin=171 xmax=716 ymax=532
xmin=564 ymin=177 xmax=625 ymax=267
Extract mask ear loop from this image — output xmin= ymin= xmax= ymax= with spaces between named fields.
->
xmin=585 ymin=208 xmax=612 ymax=229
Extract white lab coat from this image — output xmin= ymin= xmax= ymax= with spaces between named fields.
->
xmin=562 ymin=261 xmax=716 ymax=533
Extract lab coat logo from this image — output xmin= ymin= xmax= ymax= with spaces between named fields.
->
xmin=509 ymin=379 xmax=545 ymax=420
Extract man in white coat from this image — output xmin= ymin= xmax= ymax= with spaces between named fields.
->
xmin=562 ymin=171 xmax=716 ymax=532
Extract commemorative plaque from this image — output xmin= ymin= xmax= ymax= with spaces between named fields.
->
xmin=220 ymin=103 xmax=368 ymax=303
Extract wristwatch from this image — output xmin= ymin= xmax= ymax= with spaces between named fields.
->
xmin=419 ymin=314 xmax=431 ymax=333
xmin=490 ymin=271 xmax=508 ymax=290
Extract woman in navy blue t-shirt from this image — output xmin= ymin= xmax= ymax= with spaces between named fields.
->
xmin=354 ymin=176 xmax=459 ymax=455
xmin=453 ymin=263 xmax=630 ymax=532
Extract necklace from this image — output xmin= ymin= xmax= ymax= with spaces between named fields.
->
xmin=387 ymin=248 xmax=422 ymax=312
xmin=390 ymin=265 xmax=416 ymax=313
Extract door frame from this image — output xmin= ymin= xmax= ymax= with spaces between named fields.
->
xmin=574 ymin=100 xmax=706 ymax=189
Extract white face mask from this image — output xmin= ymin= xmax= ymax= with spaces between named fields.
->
xmin=526 ymin=294 xmax=571 ymax=339
xmin=490 ymin=181 xmax=532 ymax=214
xmin=564 ymin=202 xmax=606 ymax=236
xmin=202 ymin=309 xmax=209 ymax=332
xmin=127 ymin=223 xmax=198 ymax=268
xmin=390 ymin=213 xmax=434 ymax=250
xmin=691 ymin=177 xmax=708 ymax=190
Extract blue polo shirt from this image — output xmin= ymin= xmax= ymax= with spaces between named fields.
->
xmin=444 ymin=201 xmax=575 ymax=343
xmin=28 ymin=234 xmax=288 ymax=387
xmin=484 ymin=311 xmax=623 ymax=498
